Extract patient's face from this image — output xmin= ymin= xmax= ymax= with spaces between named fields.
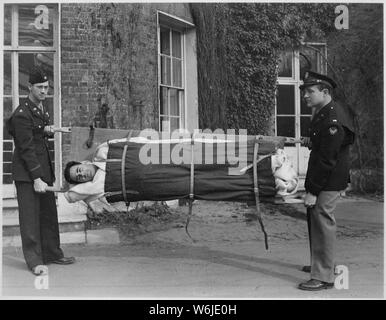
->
xmin=69 ymin=163 xmax=97 ymax=183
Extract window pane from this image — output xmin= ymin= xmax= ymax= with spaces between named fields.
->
xmin=3 ymin=97 xmax=13 ymax=119
xmin=3 ymin=174 xmax=13 ymax=184
xmin=276 ymin=116 xmax=295 ymax=137
xmin=48 ymin=138 xmax=55 ymax=168
xmin=19 ymin=53 xmax=54 ymax=95
xmin=172 ymin=58 xmax=182 ymax=87
xmin=3 ymin=141 xmax=13 ymax=151
xmin=301 ymin=116 xmax=312 ymax=137
xmin=179 ymin=90 xmax=184 ymax=126
xmin=160 ymin=116 xmax=170 ymax=132
xmin=4 ymin=52 xmax=12 ymax=95
xmin=3 ymin=97 xmax=14 ymax=184
xmin=160 ymin=27 xmax=170 ymax=55
xmin=43 ymin=97 xmax=54 ymax=125
xmin=170 ymin=117 xmax=180 ymax=131
xmin=300 ymin=96 xmax=312 ymax=115
xmin=4 ymin=4 xmax=12 ymax=46
xmin=276 ymin=85 xmax=295 ymax=115
xmin=300 ymin=45 xmax=326 ymax=75
xmin=172 ymin=31 xmax=181 ymax=58
xmin=18 ymin=4 xmax=55 ymax=47
xmin=278 ymin=51 xmax=293 ymax=77
xmin=161 ymin=56 xmax=171 ymax=86
xmin=3 ymin=97 xmax=13 ymax=140
xmin=300 ymin=47 xmax=317 ymax=76
xmin=169 ymin=89 xmax=179 ymax=116
xmin=160 ymin=87 xmax=168 ymax=115
xmin=3 ymin=149 xmax=13 ymax=162
xmin=3 ymin=162 xmax=12 ymax=174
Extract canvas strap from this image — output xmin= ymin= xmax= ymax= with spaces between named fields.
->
xmin=185 ymin=134 xmax=196 ymax=242
xmin=85 ymin=125 xmax=95 ymax=149
xmin=120 ymin=130 xmax=133 ymax=207
xmin=253 ymin=136 xmax=269 ymax=250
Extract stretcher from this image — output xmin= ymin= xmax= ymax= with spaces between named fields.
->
xmin=50 ymin=126 xmax=306 ymax=249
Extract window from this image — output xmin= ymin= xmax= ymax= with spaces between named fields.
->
xmin=276 ymin=43 xmax=327 ymax=176
xmin=2 ymin=4 xmax=59 ymax=195
xmin=158 ymin=21 xmax=185 ymax=132
xmin=276 ymin=43 xmax=327 ymax=140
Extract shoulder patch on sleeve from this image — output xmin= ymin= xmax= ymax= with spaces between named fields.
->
xmin=329 ymin=126 xmax=338 ymax=135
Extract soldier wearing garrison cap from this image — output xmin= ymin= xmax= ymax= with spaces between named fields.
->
xmin=298 ymin=70 xmax=355 ymax=291
xmin=29 ymin=66 xmax=49 ymax=84
xmin=6 ymin=67 xmax=75 ymax=276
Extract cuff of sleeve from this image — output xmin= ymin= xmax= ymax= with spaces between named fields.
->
xmin=30 ymin=165 xmax=42 ymax=180
xmin=307 ymin=186 xmax=320 ymax=196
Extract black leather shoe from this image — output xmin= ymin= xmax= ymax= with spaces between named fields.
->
xmin=49 ymin=257 xmax=76 ymax=265
xmin=301 ymin=265 xmax=339 ymax=275
xmin=298 ymin=279 xmax=334 ymax=291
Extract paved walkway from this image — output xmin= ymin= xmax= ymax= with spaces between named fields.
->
xmin=2 ymin=197 xmax=384 ymax=299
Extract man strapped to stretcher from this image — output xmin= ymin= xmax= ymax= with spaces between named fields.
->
xmin=62 ymin=136 xmax=299 ymax=208
xmin=61 ymin=133 xmax=300 ymax=249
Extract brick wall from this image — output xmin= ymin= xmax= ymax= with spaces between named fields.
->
xmin=60 ymin=3 xmax=193 ymax=164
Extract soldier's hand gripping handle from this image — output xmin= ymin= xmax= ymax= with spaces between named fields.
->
xmin=33 ymin=178 xmax=48 ymax=193
xmin=44 ymin=126 xmax=72 ymax=134
xmin=301 ymin=136 xmax=312 ymax=149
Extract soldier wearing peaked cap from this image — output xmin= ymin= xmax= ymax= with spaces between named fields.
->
xmin=6 ymin=67 xmax=75 ymax=276
xmin=297 ymin=71 xmax=355 ymax=291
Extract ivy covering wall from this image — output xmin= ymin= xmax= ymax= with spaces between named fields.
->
xmin=191 ymin=3 xmax=383 ymax=193
xmin=190 ymin=3 xmax=335 ymax=134
xmin=327 ymin=4 xmax=383 ymax=192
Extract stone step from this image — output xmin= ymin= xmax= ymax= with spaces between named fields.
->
xmin=3 ymin=220 xmax=87 ymax=237
xmin=2 ymin=198 xmax=18 ymax=208
xmin=3 ymin=231 xmax=87 ymax=247
xmin=3 ymin=207 xmax=87 ymax=226
xmin=2 ymin=199 xmax=19 ymax=217
xmin=3 ymin=218 xmax=88 ymax=247
xmin=2 ymin=228 xmax=120 ymax=247
xmin=3 ymin=194 xmax=89 ymax=246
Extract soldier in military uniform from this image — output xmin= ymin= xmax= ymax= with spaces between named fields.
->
xmin=297 ymin=71 xmax=355 ymax=291
xmin=7 ymin=68 xmax=75 ymax=275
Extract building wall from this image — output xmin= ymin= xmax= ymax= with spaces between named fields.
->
xmin=60 ymin=3 xmax=194 ymax=164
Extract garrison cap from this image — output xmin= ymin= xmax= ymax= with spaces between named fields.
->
xmin=299 ymin=70 xmax=337 ymax=90
xmin=29 ymin=67 xmax=49 ymax=85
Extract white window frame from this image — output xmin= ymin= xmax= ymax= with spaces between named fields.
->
xmin=158 ymin=26 xmax=184 ymax=132
xmin=276 ymin=42 xmax=327 ymax=175
xmin=157 ymin=11 xmax=195 ymax=132
xmin=1 ymin=3 xmax=61 ymax=198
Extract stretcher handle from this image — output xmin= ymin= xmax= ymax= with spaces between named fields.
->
xmin=253 ymin=136 xmax=269 ymax=250
xmin=284 ymin=198 xmax=305 ymax=204
xmin=45 ymin=126 xmax=72 ymax=133
xmin=53 ymin=126 xmax=72 ymax=133
xmin=284 ymin=137 xmax=310 ymax=145
xmin=45 ymin=185 xmax=69 ymax=193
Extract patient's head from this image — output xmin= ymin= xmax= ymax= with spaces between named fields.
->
xmin=64 ymin=161 xmax=97 ymax=184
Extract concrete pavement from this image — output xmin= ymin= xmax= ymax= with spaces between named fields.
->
xmin=1 ymin=197 xmax=384 ymax=299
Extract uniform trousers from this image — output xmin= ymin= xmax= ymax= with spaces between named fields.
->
xmin=307 ymin=190 xmax=341 ymax=283
xmin=15 ymin=181 xmax=64 ymax=269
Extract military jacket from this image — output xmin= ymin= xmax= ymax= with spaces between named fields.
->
xmin=305 ymin=100 xmax=355 ymax=195
xmin=7 ymin=98 xmax=55 ymax=183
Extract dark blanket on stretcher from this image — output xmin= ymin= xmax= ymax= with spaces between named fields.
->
xmin=104 ymin=136 xmax=285 ymax=203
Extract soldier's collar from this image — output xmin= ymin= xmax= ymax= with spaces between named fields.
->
xmin=315 ymin=101 xmax=333 ymax=116
xmin=26 ymin=97 xmax=44 ymax=114
xmin=27 ymin=97 xmax=39 ymax=108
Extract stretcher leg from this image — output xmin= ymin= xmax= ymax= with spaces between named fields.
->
xmin=185 ymin=199 xmax=196 ymax=243
xmin=254 ymin=193 xmax=269 ymax=250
